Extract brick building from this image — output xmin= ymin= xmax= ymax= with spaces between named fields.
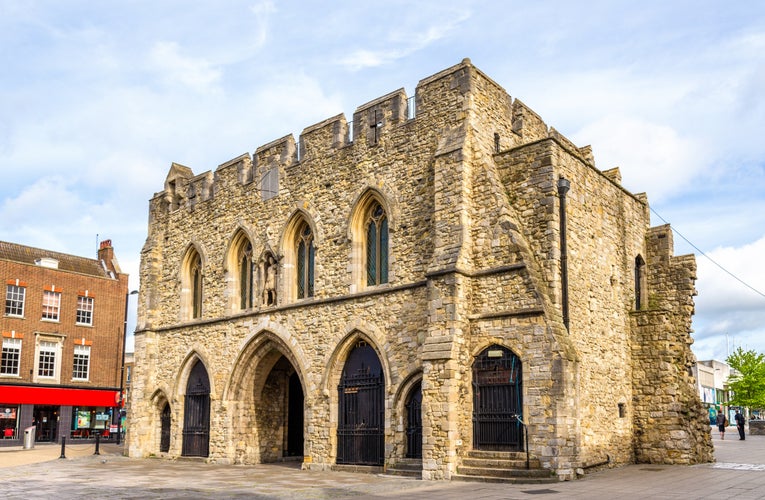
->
xmin=1 ymin=239 xmax=129 ymax=445
xmin=129 ymin=60 xmax=713 ymax=480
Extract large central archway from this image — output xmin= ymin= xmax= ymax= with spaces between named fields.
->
xmin=226 ymin=331 xmax=306 ymax=464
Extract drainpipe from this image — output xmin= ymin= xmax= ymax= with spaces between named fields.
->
xmin=557 ymin=177 xmax=570 ymax=331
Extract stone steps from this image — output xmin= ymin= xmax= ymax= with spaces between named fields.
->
xmin=453 ymin=450 xmax=556 ymax=484
xmin=385 ymin=458 xmax=422 ymax=478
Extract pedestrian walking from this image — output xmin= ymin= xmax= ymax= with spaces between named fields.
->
xmin=735 ymin=409 xmax=746 ymax=440
xmin=717 ymin=411 xmax=727 ymax=439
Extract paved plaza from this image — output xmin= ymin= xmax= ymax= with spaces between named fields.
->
xmin=1 ymin=429 xmax=764 ymax=499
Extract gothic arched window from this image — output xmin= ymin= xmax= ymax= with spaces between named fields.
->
xmin=296 ymin=222 xmax=314 ymax=299
xmin=239 ymin=241 xmax=254 ymax=309
xmin=366 ymin=203 xmax=388 ymax=286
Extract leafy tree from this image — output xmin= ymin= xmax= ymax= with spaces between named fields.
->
xmin=725 ymin=347 xmax=765 ymax=409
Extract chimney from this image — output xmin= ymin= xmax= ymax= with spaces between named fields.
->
xmin=98 ymin=239 xmax=117 ymax=274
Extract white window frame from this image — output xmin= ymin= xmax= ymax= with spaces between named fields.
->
xmin=76 ymin=296 xmax=95 ymax=326
xmin=5 ymin=285 xmax=26 ymax=317
xmin=1 ymin=338 xmax=21 ymax=376
xmin=72 ymin=344 xmax=90 ymax=381
xmin=42 ymin=290 xmax=61 ymax=322
xmin=34 ymin=336 xmax=63 ymax=383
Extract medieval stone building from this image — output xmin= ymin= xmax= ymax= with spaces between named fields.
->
xmin=129 ymin=59 xmax=713 ymax=481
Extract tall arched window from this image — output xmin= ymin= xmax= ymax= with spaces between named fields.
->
xmin=296 ymin=222 xmax=314 ymax=299
xmin=191 ymin=254 xmax=202 ymax=318
xmin=182 ymin=247 xmax=203 ymax=320
xmin=366 ymin=203 xmax=388 ymax=286
xmin=239 ymin=241 xmax=254 ymax=309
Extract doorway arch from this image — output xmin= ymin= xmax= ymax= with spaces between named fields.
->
xmin=182 ymin=361 xmax=210 ymax=457
xmin=337 ymin=340 xmax=384 ymax=465
xmin=472 ymin=345 xmax=523 ymax=451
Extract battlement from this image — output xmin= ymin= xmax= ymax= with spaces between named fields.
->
xmin=150 ymin=59 xmax=598 ymax=215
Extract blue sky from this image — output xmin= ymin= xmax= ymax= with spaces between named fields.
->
xmin=1 ymin=1 xmax=764 ymax=359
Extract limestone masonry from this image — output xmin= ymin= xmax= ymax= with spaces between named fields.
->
xmin=129 ymin=59 xmax=713 ymax=481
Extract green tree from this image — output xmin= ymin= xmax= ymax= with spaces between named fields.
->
xmin=725 ymin=347 xmax=765 ymax=409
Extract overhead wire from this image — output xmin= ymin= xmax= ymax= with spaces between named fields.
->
xmin=650 ymin=206 xmax=765 ymax=300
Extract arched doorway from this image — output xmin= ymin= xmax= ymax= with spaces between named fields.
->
xmin=160 ymin=403 xmax=171 ymax=453
xmin=337 ymin=341 xmax=384 ymax=465
xmin=286 ymin=371 xmax=304 ymax=456
xmin=404 ymin=381 xmax=422 ymax=459
xmin=472 ymin=345 xmax=523 ymax=451
xmin=182 ymin=361 xmax=210 ymax=457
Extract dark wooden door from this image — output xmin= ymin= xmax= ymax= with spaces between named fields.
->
xmin=182 ymin=362 xmax=210 ymax=457
xmin=405 ymin=382 xmax=422 ymax=459
xmin=160 ymin=403 xmax=171 ymax=453
xmin=337 ymin=342 xmax=384 ymax=465
xmin=472 ymin=345 xmax=523 ymax=451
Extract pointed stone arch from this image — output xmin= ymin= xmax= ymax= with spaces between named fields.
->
xmin=281 ymin=209 xmax=317 ymax=302
xmin=180 ymin=243 xmax=205 ymax=320
xmin=225 ymin=327 xmax=309 ymax=465
xmin=224 ymin=228 xmax=256 ymax=313
xmin=349 ymin=188 xmax=392 ymax=291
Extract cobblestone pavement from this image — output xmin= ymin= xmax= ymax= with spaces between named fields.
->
xmin=1 ymin=430 xmax=764 ymax=499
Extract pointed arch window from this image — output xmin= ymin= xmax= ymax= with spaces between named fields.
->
xmin=296 ymin=222 xmax=314 ymax=299
xmin=239 ymin=241 xmax=254 ymax=310
xmin=191 ymin=254 xmax=202 ymax=318
xmin=182 ymin=247 xmax=203 ymax=320
xmin=366 ymin=203 xmax=388 ymax=286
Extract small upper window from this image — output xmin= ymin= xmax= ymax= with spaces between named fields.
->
xmin=76 ymin=295 xmax=95 ymax=326
xmin=5 ymin=284 xmax=25 ymax=317
xmin=42 ymin=290 xmax=61 ymax=321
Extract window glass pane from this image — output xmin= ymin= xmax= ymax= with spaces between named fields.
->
xmin=42 ymin=291 xmax=61 ymax=321
xmin=367 ymin=220 xmax=377 ymax=285
xmin=307 ymin=241 xmax=315 ymax=298
xmin=297 ymin=240 xmax=306 ymax=299
xmin=380 ymin=217 xmax=388 ymax=284
xmin=38 ymin=341 xmax=56 ymax=377
xmin=72 ymin=345 xmax=90 ymax=380
xmin=1 ymin=338 xmax=21 ymax=375
xmin=76 ymin=296 xmax=94 ymax=325
xmin=5 ymin=285 xmax=25 ymax=316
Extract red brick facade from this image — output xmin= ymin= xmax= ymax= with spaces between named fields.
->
xmin=0 ymin=239 xmax=128 ymax=444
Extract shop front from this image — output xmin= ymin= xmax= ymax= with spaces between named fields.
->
xmin=0 ymin=384 xmax=120 ymax=447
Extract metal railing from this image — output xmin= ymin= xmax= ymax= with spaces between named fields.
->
xmin=513 ymin=414 xmax=530 ymax=469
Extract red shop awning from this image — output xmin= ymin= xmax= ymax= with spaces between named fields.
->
xmin=0 ymin=385 xmax=120 ymax=406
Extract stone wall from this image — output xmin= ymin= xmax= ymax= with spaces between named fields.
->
xmin=129 ymin=59 xmax=713 ymax=479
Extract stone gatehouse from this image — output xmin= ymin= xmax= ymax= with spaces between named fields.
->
xmin=128 ymin=59 xmax=713 ymax=480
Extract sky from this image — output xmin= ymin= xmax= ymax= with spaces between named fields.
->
xmin=1 ymin=1 xmax=764 ymax=360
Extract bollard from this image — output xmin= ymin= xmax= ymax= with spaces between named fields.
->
xmin=59 ymin=436 xmax=66 ymax=459
xmin=94 ymin=433 xmax=100 ymax=455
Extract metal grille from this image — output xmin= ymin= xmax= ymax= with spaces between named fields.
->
xmin=182 ymin=363 xmax=210 ymax=457
xmin=472 ymin=346 xmax=523 ymax=451
xmin=405 ymin=382 xmax=422 ymax=459
xmin=337 ymin=343 xmax=384 ymax=465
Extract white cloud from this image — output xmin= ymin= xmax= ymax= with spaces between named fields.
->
xmin=573 ymin=116 xmax=706 ymax=201
xmin=148 ymin=41 xmax=222 ymax=93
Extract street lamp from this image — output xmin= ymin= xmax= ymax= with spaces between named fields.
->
xmin=117 ymin=289 xmax=138 ymax=445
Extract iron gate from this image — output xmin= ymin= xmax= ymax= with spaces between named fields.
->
xmin=337 ymin=342 xmax=384 ymax=465
xmin=405 ymin=382 xmax=422 ymax=459
xmin=160 ymin=403 xmax=171 ymax=453
xmin=472 ymin=345 xmax=523 ymax=451
xmin=182 ymin=362 xmax=210 ymax=457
